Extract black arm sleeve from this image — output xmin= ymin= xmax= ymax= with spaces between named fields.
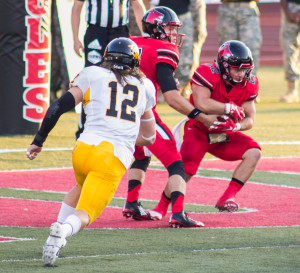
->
xmin=32 ymin=92 xmax=76 ymax=147
xmin=155 ymin=63 xmax=178 ymax=93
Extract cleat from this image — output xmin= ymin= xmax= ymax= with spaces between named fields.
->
xmin=122 ymin=201 xmax=151 ymax=220
xmin=61 ymin=238 xmax=67 ymax=248
xmin=215 ymin=199 xmax=239 ymax=212
xmin=169 ymin=211 xmax=204 ymax=228
xmin=44 ymin=238 xmax=67 ymax=249
xmin=148 ymin=210 xmax=163 ymax=221
xmin=43 ymin=222 xmax=66 ymax=266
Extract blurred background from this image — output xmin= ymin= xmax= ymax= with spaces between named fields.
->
xmin=56 ymin=0 xmax=282 ymax=81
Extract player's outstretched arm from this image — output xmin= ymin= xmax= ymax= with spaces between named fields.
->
xmin=156 ymin=63 xmax=212 ymax=123
xmin=26 ymin=87 xmax=83 ymax=160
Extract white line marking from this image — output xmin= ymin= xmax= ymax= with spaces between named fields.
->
xmin=197 ymin=167 xmax=300 ymax=175
xmin=0 ymin=167 xmax=73 ymax=173
xmin=1 ymin=142 xmax=300 ymax=154
xmin=0 ymin=236 xmax=35 ymax=243
xmin=0 ymin=147 xmax=73 ymax=154
xmin=259 ymin=141 xmax=300 ymax=145
xmin=0 ymin=244 xmax=299 ymax=263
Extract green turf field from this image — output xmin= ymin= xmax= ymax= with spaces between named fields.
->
xmin=0 ymin=66 xmax=300 ymax=272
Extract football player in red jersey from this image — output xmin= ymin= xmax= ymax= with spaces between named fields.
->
xmin=123 ymin=6 xmax=208 ymax=227
xmin=178 ymin=40 xmax=262 ymax=212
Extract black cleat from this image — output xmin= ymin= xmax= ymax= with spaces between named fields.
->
xmin=169 ymin=211 xmax=204 ymax=228
xmin=122 ymin=201 xmax=151 ymax=220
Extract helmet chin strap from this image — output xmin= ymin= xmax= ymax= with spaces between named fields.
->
xmin=227 ymin=77 xmax=242 ymax=86
xmin=229 ymin=76 xmax=249 ymax=87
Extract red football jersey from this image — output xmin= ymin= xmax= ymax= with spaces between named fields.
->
xmin=130 ymin=36 xmax=179 ymax=102
xmin=190 ymin=62 xmax=259 ymax=132
xmin=130 ymin=37 xmax=182 ymax=166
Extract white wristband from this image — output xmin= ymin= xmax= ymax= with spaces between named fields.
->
xmin=141 ymin=133 xmax=156 ymax=141
xmin=141 ymin=116 xmax=155 ymax=122
xmin=234 ymin=123 xmax=241 ymax=131
xmin=224 ymin=103 xmax=230 ymax=115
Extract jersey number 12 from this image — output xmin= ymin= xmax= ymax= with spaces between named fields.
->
xmin=106 ymin=81 xmax=139 ymax=122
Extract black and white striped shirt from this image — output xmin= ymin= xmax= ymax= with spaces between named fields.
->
xmin=79 ymin=0 xmax=130 ymax=28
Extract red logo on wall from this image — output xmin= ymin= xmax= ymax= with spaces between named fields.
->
xmin=23 ymin=0 xmax=51 ymax=123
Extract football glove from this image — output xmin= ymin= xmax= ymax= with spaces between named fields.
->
xmin=209 ymin=115 xmax=241 ymax=132
xmin=224 ymin=101 xmax=245 ymax=123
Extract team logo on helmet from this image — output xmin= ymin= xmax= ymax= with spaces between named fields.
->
xmin=219 ymin=42 xmax=232 ymax=61
xmin=145 ymin=9 xmax=164 ymax=24
xmin=128 ymin=44 xmax=140 ymax=60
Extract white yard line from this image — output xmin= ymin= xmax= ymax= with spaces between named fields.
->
xmin=0 ymin=236 xmax=35 ymax=243
xmin=0 ymin=243 xmax=298 ymax=263
xmin=1 ymin=141 xmax=300 ymax=154
xmin=0 ymin=147 xmax=73 ymax=154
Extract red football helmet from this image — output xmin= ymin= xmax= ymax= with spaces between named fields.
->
xmin=217 ymin=40 xmax=254 ymax=86
xmin=142 ymin=6 xmax=185 ymax=47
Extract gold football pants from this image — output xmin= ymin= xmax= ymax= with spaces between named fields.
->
xmin=72 ymin=141 xmax=126 ymax=224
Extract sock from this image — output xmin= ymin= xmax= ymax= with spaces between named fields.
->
xmin=63 ymin=214 xmax=82 ymax=238
xmin=153 ymin=192 xmax=171 ymax=216
xmin=57 ymin=202 xmax=76 ymax=224
xmin=171 ymin=191 xmax=184 ymax=214
xmin=217 ymin=178 xmax=244 ymax=205
xmin=127 ymin=180 xmax=141 ymax=202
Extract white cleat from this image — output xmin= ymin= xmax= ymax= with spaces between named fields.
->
xmin=61 ymin=238 xmax=67 ymax=248
xmin=43 ymin=222 xmax=66 ymax=266
xmin=149 ymin=210 xmax=163 ymax=221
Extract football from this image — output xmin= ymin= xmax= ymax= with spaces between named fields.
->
xmin=217 ymin=115 xmax=230 ymax=122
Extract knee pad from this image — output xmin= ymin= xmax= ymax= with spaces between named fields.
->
xmin=167 ymin=160 xmax=185 ymax=180
xmin=130 ymin=157 xmax=151 ymax=172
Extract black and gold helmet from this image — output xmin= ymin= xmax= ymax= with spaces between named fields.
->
xmin=104 ymin=38 xmax=140 ymax=70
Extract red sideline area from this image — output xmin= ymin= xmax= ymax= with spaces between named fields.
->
xmin=0 ymin=157 xmax=299 ymax=229
xmin=200 ymin=157 xmax=300 ymax=173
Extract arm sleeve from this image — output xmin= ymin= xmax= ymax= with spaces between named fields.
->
xmin=32 ymin=92 xmax=76 ymax=147
xmin=155 ymin=62 xmax=177 ymax=93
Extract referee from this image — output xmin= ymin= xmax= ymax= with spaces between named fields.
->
xmin=72 ymin=0 xmax=146 ymax=67
xmin=72 ymin=0 xmax=146 ymax=138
